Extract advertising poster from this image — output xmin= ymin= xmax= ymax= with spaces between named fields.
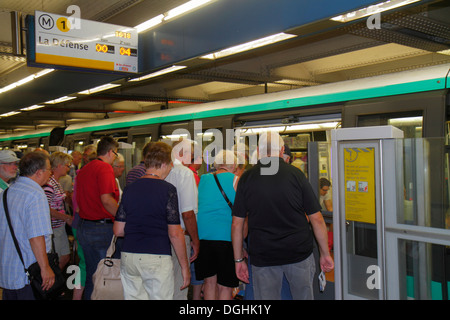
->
xmin=344 ymin=147 xmax=376 ymax=224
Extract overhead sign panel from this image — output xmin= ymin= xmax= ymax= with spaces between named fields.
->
xmin=34 ymin=11 xmax=138 ymax=73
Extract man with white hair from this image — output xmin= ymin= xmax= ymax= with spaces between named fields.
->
xmin=0 ymin=150 xmax=20 ymax=192
xmin=165 ymin=138 xmax=200 ymax=300
xmin=231 ymin=131 xmax=334 ymax=300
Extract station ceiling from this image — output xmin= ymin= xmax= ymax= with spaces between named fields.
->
xmin=0 ymin=0 xmax=449 ymax=133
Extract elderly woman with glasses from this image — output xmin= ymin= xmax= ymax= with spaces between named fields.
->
xmin=42 ymin=151 xmax=73 ymax=270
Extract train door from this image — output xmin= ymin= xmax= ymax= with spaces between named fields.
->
xmin=64 ymin=133 xmax=91 ymax=154
xmin=12 ymin=137 xmax=40 ymax=153
xmin=234 ymin=116 xmax=340 ymax=172
xmin=128 ymin=124 xmax=159 ymax=167
xmin=159 ymin=116 xmax=234 ymax=175
xmin=192 ymin=116 xmax=234 ymax=174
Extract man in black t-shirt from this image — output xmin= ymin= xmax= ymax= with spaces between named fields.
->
xmin=231 ymin=132 xmax=334 ymax=300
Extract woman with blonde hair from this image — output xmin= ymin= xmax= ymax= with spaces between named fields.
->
xmin=43 ymin=151 xmax=73 ymax=270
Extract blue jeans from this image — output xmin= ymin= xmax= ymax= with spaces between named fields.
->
xmin=251 ymin=253 xmax=316 ymax=300
xmin=2 ymin=285 xmax=35 ymax=300
xmin=76 ymin=219 xmax=114 ymax=300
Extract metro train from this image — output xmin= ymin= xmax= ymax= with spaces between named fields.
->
xmin=1 ymin=63 xmax=449 ymax=300
xmin=1 ymin=63 xmax=449 ymax=174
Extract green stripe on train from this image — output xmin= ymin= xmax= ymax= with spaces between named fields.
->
xmin=1 ymin=77 xmax=445 ymax=140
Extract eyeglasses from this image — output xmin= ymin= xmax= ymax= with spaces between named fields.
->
xmin=112 ymin=150 xmax=118 ymax=157
xmin=0 ymin=162 xmax=19 ymax=166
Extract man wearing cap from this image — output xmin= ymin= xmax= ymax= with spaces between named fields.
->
xmin=0 ymin=150 xmax=20 ymax=192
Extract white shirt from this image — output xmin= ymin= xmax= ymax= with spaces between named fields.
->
xmin=165 ymin=158 xmax=198 ymax=230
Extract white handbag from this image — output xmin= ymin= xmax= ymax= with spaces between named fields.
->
xmin=91 ymin=236 xmax=124 ymax=300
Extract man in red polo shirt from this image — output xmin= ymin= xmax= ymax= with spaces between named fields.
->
xmin=76 ymin=136 xmax=120 ymax=300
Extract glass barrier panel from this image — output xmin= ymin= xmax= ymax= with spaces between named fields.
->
xmin=398 ymin=138 xmax=449 ymax=230
xmin=398 ymin=239 xmax=449 ymax=300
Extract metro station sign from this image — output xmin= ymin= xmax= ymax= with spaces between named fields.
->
xmin=31 ymin=11 xmax=138 ymax=73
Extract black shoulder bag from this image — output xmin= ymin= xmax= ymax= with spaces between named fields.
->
xmin=2 ymin=188 xmax=66 ymax=300
xmin=212 ymin=173 xmax=233 ymax=210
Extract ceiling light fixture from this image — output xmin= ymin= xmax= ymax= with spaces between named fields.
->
xmin=0 ymin=69 xmax=55 ymax=94
xmin=135 ymin=14 xmax=164 ymax=33
xmin=45 ymin=96 xmax=77 ymax=104
xmin=20 ymin=105 xmax=45 ymax=111
xmin=135 ymin=0 xmax=214 ymax=33
xmin=78 ymin=83 xmax=121 ymax=95
xmin=201 ymin=32 xmax=297 ymax=60
xmin=0 ymin=111 xmax=21 ymax=118
xmin=330 ymin=0 xmax=421 ymax=23
xmin=129 ymin=65 xmax=187 ymax=82
xmin=437 ymin=49 xmax=450 ymax=56
xmin=164 ymin=0 xmax=213 ymax=21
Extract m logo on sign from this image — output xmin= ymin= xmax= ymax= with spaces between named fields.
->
xmin=38 ymin=14 xmax=55 ymax=30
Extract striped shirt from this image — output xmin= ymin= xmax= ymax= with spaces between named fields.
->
xmin=0 ymin=176 xmax=52 ymax=289
xmin=126 ymin=161 xmax=146 ymax=186
xmin=43 ymin=175 xmax=67 ymax=229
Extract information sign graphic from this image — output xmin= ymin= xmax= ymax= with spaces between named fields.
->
xmin=34 ymin=11 xmax=138 ymax=73
xmin=344 ymin=147 xmax=376 ymax=224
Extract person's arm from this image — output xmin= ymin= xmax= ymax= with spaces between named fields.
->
xmin=49 ymin=208 xmax=73 ymax=226
xmin=231 ymin=216 xmax=249 ymax=283
xmin=308 ymin=211 xmax=334 ymax=273
xmin=181 ymin=210 xmax=199 ymax=262
xmin=177 ymin=170 xmax=200 ymax=262
xmin=324 ymin=199 xmax=333 ymax=212
xmin=29 ymin=235 xmax=55 ymax=291
xmin=44 ymin=184 xmax=73 ymax=225
xmin=100 ymin=193 xmax=118 ymax=217
xmin=113 ymin=221 xmax=125 ymax=237
xmin=168 ymin=224 xmax=190 ymax=290
xmin=114 ymin=193 xmax=127 ymax=236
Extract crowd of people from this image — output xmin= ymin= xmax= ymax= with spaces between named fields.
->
xmin=0 ymin=131 xmax=334 ymax=300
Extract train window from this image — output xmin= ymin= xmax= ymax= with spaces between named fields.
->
xmin=236 ymin=120 xmax=340 ymax=177
xmin=358 ymin=113 xmax=423 ymax=138
xmin=388 ymin=116 xmax=422 ymax=138
xmin=73 ymin=140 xmax=85 ymax=153
xmin=131 ymin=135 xmax=151 ymax=167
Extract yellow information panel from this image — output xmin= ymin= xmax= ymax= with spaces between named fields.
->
xmin=344 ymin=147 xmax=376 ymax=224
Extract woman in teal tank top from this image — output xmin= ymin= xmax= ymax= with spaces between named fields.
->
xmin=195 ymin=150 xmax=240 ymax=300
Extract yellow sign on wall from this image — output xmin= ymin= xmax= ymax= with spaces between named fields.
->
xmin=344 ymin=147 xmax=376 ymax=224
